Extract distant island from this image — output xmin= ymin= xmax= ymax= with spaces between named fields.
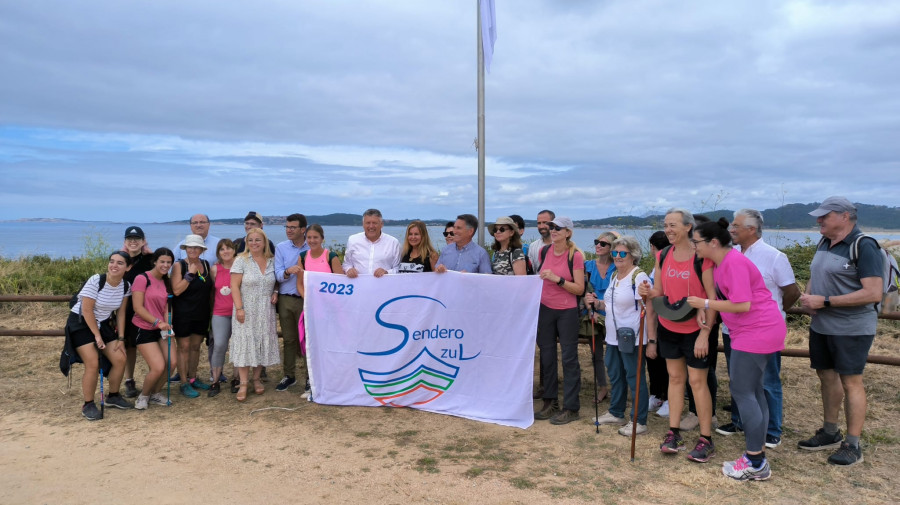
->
xmin=11 ymin=202 xmax=900 ymax=230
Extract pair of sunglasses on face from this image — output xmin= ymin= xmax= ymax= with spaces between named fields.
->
xmin=492 ymin=226 xmax=511 ymax=234
xmin=593 ymin=239 xmax=611 ymax=247
xmin=548 ymin=224 xmax=568 ymax=232
xmin=443 ymin=231 xmax=454 ymax=237
xmin=610 ymin=251 xmax=628 ymax=258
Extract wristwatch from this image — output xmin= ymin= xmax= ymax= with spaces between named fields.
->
xmin=648 ymin=339 xmax=657 ymax=344
xmin=557 ymin=277 xmax=565 ymax=287
xmin=824 ymin=296 xmax=831 ymax=307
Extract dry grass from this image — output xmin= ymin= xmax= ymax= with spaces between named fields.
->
xmin=1 ymin=304 xmax=898 ymax=504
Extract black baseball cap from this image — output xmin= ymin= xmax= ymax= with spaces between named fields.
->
xmin=124 ymin=226 xmax=145 ymax=239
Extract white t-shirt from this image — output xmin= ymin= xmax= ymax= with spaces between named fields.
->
xmin=740 ymin=239 xmax=796 ymax=319
xmin=603 ymin=267 xmax=651 ymax=346
xmin=71 ymin=274 xmax=131 ymax=322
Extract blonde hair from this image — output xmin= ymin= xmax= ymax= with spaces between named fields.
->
xmin=564 ymin=229 xmax=583 ymax=261
xmin=240 ymin=228 xmax=274 ymax=259
xmin=401 ymin=220 xmax=438 ymax=262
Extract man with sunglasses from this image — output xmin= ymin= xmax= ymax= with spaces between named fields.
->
xmin=442 ymin=221 xmax=455 ymax=245
xmin=528 ymin=210 xmax=555 ymax=272
xmin=435 ymin=214 xmax=491 ymax=274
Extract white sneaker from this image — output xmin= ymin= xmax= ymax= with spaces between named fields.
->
xmin=300 ymin=391 xmax=311 ymax=400
xmin=149 ymin=393 xmax=170 ymax=406
xmin=648 ymin=395 xmax=663 ymax=412
xmin=618 ymin=422 xmax=648 ymax=436
xmin=594 ymin=411 xmax=628 ymax=426
xmin=656 ymin=400 xmax=670 ymax=417
xmin=135 ymin=395 xmax=149 ymax=410
xmin=680 ymin=412 xmax=700 ymax=431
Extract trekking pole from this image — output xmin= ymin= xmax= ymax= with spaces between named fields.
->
xmin=630 ymin=296 xmax=647 ymax=462
xmin=99 ymin=367 xmax=105 ymax=420
xmin=589 ymin=307 xmax=600 ymax=434
xmin=166 ymin=294 xmax=174 ymax=406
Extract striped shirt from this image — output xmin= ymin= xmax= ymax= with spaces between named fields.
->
xmin=71 ymin=274 xmax=132 ymax=322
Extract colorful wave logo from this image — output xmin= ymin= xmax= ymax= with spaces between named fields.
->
xmin=359 ymin=347 xmax=459 ymax=406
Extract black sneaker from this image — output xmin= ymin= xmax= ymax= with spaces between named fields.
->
xmin=82 ymin=402 xmax=102 ymax=421
xmin=124 ymin=379 xmax=139 ymax=398
xmin=260 ymin=367 xmax=269 ymax=382
xmin=798 ymin=428 xmax=843 ymax=451
xmin=716 ymin=422 xmax=743 ymax=436
xmin=208 ymin=382 xmax=221 ymax=398
xmin=534 ymin=399 xmax=559 ymax=420
xmin=827 ymin=442 xmax=864 ymax=466
xmin=275 ymin=376 xmax=296 ymax=392
xmin=103 ymin=394 xmax=134 ymax=410
xmin=687 ymin=436 xmax=716 ymax=463
xmin=168 ymin=373 xmax=181 ymax=383
xmin=765 ymin=434 xmax=782 ymax=448
xmin=549 ymin=409 xmax=580 ymax=425
xmin=230 ymin=378 xmax=241 ymax=394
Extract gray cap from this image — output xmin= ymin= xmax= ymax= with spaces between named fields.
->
xmin=809 ymin=196 xmax=856 ymax=217
xmin=550 ymin=216 xmax=575 ymax=230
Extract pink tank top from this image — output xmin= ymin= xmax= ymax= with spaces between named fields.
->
xmin=212 ymin=265 xmax=233 ymax=316
xmin=304 ymin=249 xmax=333 ymax=273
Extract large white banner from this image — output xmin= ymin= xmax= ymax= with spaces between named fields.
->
xmin=304 ymin=271 xmax=542 ymax=429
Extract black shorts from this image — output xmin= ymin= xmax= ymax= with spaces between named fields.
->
xmin=135 ymin=327 xmax=163 ymax=346
xmin=172 ymin=317 xmax=209 ymax=338
xmin=809 ymin=329 xmax=874 ymax=375
xmin=123 ymin=320 xmax=139 ymax=348
xmin=66 ymin=312 xmax=117 ymax=348
xmin=657 ymin=324 xmax=710 ymax=370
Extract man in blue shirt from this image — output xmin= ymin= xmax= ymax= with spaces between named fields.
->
xmin=435 ymin=214 xmax=492 ymax=274
xmin=274 ymin=213 xmax=309 ymax=393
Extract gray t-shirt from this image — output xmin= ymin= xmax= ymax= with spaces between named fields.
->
xmin=808 ymin=226 xmax=883 ymax=336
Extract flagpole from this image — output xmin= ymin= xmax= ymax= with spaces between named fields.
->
xmin=477 ymin=0 xmax=486 ymax=246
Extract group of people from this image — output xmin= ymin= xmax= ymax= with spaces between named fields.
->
xmin=64 ymin=197 xmax=886 ymax=480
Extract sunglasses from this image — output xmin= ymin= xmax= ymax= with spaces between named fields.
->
xmin=594 ymin=240 xmax=611 ymax=247
xmin=548 ymin=224 xmax=566 ymax=231
xmin=443 ymin=231 xmax=454 ymax=237
xmin=493 ymin=227 xmax=509 ymax=234
xmin=611 ymin=251 xmax=629 ymax=258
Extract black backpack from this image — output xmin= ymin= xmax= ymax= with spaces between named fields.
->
xmin=657 ymin=245 xmax=704 ymax=280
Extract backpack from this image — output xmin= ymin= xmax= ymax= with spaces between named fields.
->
xmin=657 ymin=245 xmax=704 ymax=280
xmin=540 ymin=245 xmax=586 ymax=307
xmin=847 ymin=235 xmax=900 ymax=314
xmin=61 ymin=274 xmax=127 ymax=382
xmin=299 ymin=249 xmax=339 ymax=272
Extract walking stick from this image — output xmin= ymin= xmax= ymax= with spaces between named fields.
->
xmin=589 ymin=307 xmax=600 ymax=434
xmin=99 ymin=367 xmax=105 ymax=420
xmin=166 ymin=294 xmax=173 ymax=406
xmin=630 ymin=296 xmax=647 ymax=462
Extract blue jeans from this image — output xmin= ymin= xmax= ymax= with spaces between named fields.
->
xmin=723 ymin=332 xmax=783 ymax=437
xmin=604 ymin=343 xmax=649 ymax=425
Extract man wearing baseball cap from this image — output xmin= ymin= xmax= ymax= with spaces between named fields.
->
xmin=233 ymin=211 xmax=276 ymax=254
xmin=798 ymin=196 xmax=883 ymax=466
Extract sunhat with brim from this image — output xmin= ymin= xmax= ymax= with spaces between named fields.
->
xmin=550 ymin=216 xmax=574 ymax=230
xmin=180 ymin=234 xmax=208 ymax=250
xmin=652 ymin=296 xmax=697 ymax=323
xmin=488 ymin=216 xmax=520 ymax=236
xmin=808 ymin=196 xmax=856 ymax=217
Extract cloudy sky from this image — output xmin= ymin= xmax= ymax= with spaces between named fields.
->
xmin=2 ymin=0 xmax=899 ymax=223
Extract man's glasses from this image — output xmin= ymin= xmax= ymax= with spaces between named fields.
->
xmin=284 ymin=225 xmax=301 ymax=231
xmin=190 ymin=221 xmax=209 ymax=225
xmin=443 ymin=231 xmax=454 ymax=237
xmin=611 ymin=251 xmax=629 ymax=258
xmin=594 ymin=240 xmax=611 ymax=247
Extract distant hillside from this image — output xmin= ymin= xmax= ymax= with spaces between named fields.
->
xmin=160 ymin=202 xmax=900 ymax=230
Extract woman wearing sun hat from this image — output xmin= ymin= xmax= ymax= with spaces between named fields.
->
xmin=171 ymin=234 xmax=214 ymax=398
xmin=489 ymin=217 xmax=526 ymax=276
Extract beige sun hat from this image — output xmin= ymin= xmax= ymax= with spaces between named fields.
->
xmin=180 ymin=234 xmax=208 ymax=250
xmin=488 ymin=216 xmax=519 ymax=236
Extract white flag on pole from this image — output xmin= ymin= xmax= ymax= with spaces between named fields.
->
xmin=481 ymin=0 xmax=497 ymax=73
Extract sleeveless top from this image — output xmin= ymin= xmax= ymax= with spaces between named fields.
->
xmin=399 ymin=251 xmax=433 ymax=273
xmin=173 ymin=259 xmax=212 ymax=320
xmin=304 ymin=249 xmax=334 ymax=273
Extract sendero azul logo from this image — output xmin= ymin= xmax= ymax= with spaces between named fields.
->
xmin=357 ymin=295 xmax=479 ymax=407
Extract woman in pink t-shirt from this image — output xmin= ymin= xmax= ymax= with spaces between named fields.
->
xmin=687 ymin=219 xmax=785 ymax=481
xmin=209 ymin=239 xmax=236 ymax=396
xmin=534 ymin=217 xmax=585 ymax=426
xmin=130 ymin=248 xmax=175 ymax=410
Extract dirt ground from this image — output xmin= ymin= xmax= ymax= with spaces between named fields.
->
xmin=1 ymin=305 xmax=899 ymax=505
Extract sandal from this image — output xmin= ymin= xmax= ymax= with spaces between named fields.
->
xmin=254 ymin=379 xmax=265 ymax=395
xmin=236 ymin=381 xmax=248 ymax=402
xmin=230 ymin=378 xmax=240 ymax=394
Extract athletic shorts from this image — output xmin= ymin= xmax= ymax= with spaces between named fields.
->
xmin=123 ymin=320 xmax=139 ymax=348
xmin=172 ymin=317 xmax=209 ymax=338
xmin=809 ymin=329 xmax=874 ymax=375
xmin=66 ymin=312 xmax=117 ymax=348
xmin=135 ymin=327 xmax=163 ymax=346
xmin=657 ymin=324 xmax=710 ymax=370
